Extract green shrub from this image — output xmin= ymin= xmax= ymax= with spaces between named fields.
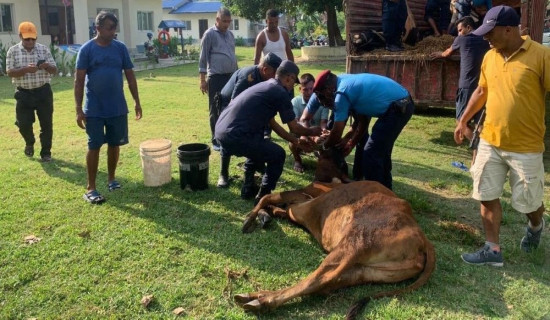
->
xmin=235 ymin=36 xmax=246 ymax=46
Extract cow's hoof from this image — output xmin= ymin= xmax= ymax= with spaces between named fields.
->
xmin=234 ymin=293 xmax=253 ymax=304
xmin=242 ymin=299 xmax=263 ymax=311
xmin=242 ymin=214 xmax=257 ymax=233
xmin=258 ymin=210 xmax=272 ymax=229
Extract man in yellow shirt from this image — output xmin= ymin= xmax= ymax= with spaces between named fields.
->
xmin=454 ymin=5 xmax=550 ymax=266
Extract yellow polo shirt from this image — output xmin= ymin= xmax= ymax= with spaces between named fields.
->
xmin=479 ymin=36 xmax=550 ymax=153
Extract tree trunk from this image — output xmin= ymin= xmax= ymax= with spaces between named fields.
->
xmin=325 ymin=5 xmax=345 ymax=47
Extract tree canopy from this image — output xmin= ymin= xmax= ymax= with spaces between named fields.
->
xmin=222 ymin=0 xmax=345 ymax=46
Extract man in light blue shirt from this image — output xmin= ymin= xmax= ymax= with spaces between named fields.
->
xmin=302 ymin=71 xmax=414 ymax=190
xmin=290 ymin=73 xmax=328 ymax=172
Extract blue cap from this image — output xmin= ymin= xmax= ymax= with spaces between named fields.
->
xmin=472 ymin=5 xmax=520 ymax=36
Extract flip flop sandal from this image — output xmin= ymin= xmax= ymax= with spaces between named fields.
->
xmin=83 ymin=190 xmax=105 ymax=204
xmin=293 ymin=161 xmax=304 ymax=173
xmin=108 ymin=180 xmax=121 ymax=192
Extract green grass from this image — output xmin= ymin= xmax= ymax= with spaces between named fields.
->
xmin=0 ymin=47 xmax=549 ymax=319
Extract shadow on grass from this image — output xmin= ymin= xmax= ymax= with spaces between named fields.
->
xmin=38 ymin=155 xmax=549 ymax=319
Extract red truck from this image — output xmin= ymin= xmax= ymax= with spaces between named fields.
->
xmin=345 ymin=0 xmax=547 ymax=107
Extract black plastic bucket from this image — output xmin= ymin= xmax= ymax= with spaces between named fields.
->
xmin=177 ymin=143 xmax=211 ymax=190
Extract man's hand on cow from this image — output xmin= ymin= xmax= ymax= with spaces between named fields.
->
xmin=297 ymin=138 xmax=316 ymax=153
xmin=307 ymin=126 xmax=322 ymax=137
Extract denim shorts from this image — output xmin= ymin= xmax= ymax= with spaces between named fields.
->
xmin=85 ymin=114 xmax=128 ymax=150
xmin=470 ymin=139 xmax=544 ymax=213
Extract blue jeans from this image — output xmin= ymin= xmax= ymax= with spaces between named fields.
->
xmin=361 ymin=98 xmax=414 ymax=190
xmin=219 ymin=134 xmax=286 ymax=191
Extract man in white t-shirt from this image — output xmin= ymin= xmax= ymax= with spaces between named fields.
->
xmin=254 ymin=9 xmax=294 ymax=64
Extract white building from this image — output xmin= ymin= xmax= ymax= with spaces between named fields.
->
xmin=162 ymin=0 xmax=261 ymax=45
xmin=0 ymin=0 xmax=162 ymax=51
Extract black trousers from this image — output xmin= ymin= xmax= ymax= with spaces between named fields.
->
xmin=14 ymin=84 xmax=54 ymax=157
xmin=208 ymin=73 xmax=232 ymax=145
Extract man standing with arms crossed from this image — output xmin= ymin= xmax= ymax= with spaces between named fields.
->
xmin=7 ymin=22 xmax=57 ymax=162
xmin=199 ymin=7 xmax=238 ymax=152
xmin=75 ymin=11 xmax=143 ymax=204
xmin=455 ymin=6 xmax=550 ymax=266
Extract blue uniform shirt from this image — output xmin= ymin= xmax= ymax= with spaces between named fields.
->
xmin=307 ymin=74 xmax=409 ymax=122
xmin=220 ymin=65 xmax=263 ymax=107
xmin=76 ymin=39 xmax=133 ymax=118
xmin=215 ymin=78 xmax=295 ymax=141
xmin=451 ymin=33 xmax=490 ymax=89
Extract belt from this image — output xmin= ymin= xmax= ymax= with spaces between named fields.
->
xmin=17 ymin=83 xmax=49 ymax=92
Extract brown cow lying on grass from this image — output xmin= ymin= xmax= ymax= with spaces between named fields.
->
xmin=236 ymin=149 xmax=435 ymax=319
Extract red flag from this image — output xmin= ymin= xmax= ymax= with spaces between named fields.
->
xmin=62 ymin=0 xmax=71 ymax=6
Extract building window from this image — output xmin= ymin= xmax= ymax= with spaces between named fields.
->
xmin=229 ymin=19 xmax=239 ymax=31
xmin=0 ymin=3 xmax=14 ymax=32
xmin=182 ymin=20 xmax=191 ymax=30
xmin=137 ymin=11 xmax=153 ymax=31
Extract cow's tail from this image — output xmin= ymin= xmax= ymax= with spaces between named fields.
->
xmin=345 ymin=240 xmax=436 ymax=320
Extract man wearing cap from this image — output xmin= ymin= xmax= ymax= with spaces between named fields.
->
xmin=215 ymin=52 xmax=282 ymax=188
xmin=301 ymin=70 xmax=414 ymax=190
xmin=215 ymin=60 xmax=321 ymax=204
xmin=454 ymin=5 xmax=550 ymax=266
xmin=6 ymin=22 xmax=57 ymax=162
xmin=199 ymin=7 xmax=238 ymax=152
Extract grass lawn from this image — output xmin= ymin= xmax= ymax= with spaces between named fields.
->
xmin=0 ymin=47 xmax=549 ymax=319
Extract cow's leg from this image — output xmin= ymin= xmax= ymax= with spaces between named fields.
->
xmin=236 ymin=248 xmax=359 ymax=311
xmin=242 ymin=189 xmax=314 ymax=233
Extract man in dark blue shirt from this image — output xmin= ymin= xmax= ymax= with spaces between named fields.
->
xmin=215 ymin=61 xmax=321 ymax=203
xmin=216 ymin=52 xmax=282 ymax=188
xmin=431 ymin=16 xmax=489 ymax=141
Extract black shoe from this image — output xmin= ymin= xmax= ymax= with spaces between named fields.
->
xmin=24 ymin=145 xmax=34 ymax=157
xmin=40 ymin=155 xmax=52 ymax=162
xmin=241 ymin=184 xmax=258 ymax=199
xmin=217 ymin=174 xmax=230 ymax=188
xmin=241 ymin=168 xmax=257 ymax=199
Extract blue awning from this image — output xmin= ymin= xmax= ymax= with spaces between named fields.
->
xmin=158 ymin=20 xmax=187 ymax=29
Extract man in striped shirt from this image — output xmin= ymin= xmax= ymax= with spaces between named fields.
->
xmin=7 ymin=21 xmax=57 ymax=162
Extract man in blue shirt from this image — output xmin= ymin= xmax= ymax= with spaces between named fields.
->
xmin=216 ymin=61 xmax=321 ymax=203
xmin=216 ymin=52 xmax=282 ymax=188
xmin=75 ymin=11 xmax=142 ymax=204
xmin=302 ymin=71 xmax=414 ymax=190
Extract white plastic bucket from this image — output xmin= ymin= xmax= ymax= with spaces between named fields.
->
xmin=139 ymin=139 xmax=172 ymax=187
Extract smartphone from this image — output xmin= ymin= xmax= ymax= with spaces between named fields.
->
xmin=36 ymin=60 xmax=45 ymax=67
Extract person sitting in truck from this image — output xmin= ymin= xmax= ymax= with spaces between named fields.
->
xmin=430 ymin=16 xmax=489 ymax=142
xmin=301 ymin=70 xmax=415 ymax=190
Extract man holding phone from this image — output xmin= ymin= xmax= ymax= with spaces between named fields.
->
xmin=6 ymin=21 xmax=57 ymax=162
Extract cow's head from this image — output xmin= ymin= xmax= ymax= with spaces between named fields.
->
xmin=314 ymin=147 xmax=352 ymax=183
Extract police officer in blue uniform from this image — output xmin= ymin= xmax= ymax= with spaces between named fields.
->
xmin=215 ymin=61 xmax=321 ymax=203
xmin=216 ymin=53 xmax=282 ymax=188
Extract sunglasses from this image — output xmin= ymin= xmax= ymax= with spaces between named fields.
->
xmin=23 ymin=38 xmax=37 ymax=41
